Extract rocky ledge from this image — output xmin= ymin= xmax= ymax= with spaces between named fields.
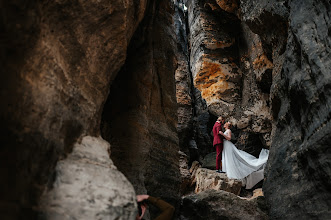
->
xmin=194 ymin=168 xmax=242 ymax=195
xmin=181 ymin=189 xmax=268 ymax=220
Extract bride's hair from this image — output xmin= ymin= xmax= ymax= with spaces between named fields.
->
xmin=227 ymin=122 xmax=232 ymax=129
xmin=217 ymin=116 xmax=224 ymax=121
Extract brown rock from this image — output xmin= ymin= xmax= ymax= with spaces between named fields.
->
xmin=187 ymin=0 xmax=272 ymax=157
xmin=194 ymin=168 xmax=242 ymax=195
xmin=190 ymin=161 xmax=202 ymax=175
xmin=179 ymin=151 xmax=194 ymax=195
xmin=0 ymin=0 xmax=148 ymax=217
xmin=100 ymin=1 xmax=181 ymax=217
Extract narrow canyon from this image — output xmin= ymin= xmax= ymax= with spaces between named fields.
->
xmin=0 ymin=0 xmax=330 ymax=219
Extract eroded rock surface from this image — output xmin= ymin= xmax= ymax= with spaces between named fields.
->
xmin=241 ymin=0 xmax=331 ymax=218
xmin=101 ymin=0 xmax=180 ymax=216
xmin=38 ymin=136 xmax=137 ymax=219
xmin=1 ymin=0 xmax=182 ymax=219
xmin=194 ymin=168 xmax=242 ymax=195
xmin=175 ymin=2 xmax=194 ymax=157
xmin=201 ymin=152 xmax=217 ymax=169
xmin=179 ymin=151 xmax=194 ymax=195
xmin=186 ymin=0 xmax=272 ymax=159
xmin=181 ymin=189 xmax=268 ymax=220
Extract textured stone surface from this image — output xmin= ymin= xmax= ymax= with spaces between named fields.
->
xmin=175 ymin=0 xmax=214 ymax=161
xmin=241 ymin=0 xmax=331 ymax=219
xmin=194 ymin=168 xmax=242 ymax=195
xmin=179 ymin=151 xmax=195 ymax=195
xmin=100 ymin=0 xmax=180 ymax=218
xmin=181 ymin=189 xmax=268 ymax=220
xmin=187 ymin=0 xmax=272 ymax=159
xmin=0 ymin=0 xmax=147 ymax=218
xmin=192 ymin=88 xmax=214 ymax=159
xmin=201 ymin=152 xmax=217 ymax=170
xmin=188 ymin=0 xmax=242 ymax=118
xmin=38 ymin=136 xmax=137 ymax=219
xmin=175 ymin=1 xmax=194 ymax=156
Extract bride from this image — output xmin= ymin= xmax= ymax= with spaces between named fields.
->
xmin=219 ymin=122 xmax=269 ymax=189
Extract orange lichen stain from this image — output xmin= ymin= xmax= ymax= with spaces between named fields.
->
xmin=201 ymin=80 xmax=231 ymax=102
xmin=194 ymin=60 xmax=232 ymax=101
xmin=253 ymin=54 xmax=273 ymax=70
xmin=197 ymin=62 xmax=221 ymax=79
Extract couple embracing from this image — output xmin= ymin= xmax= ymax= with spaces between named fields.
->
xmin=212 ymin=116 xmax=269 ymax=189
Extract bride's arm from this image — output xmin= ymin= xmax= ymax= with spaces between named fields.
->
xmin=219 ymin=130 xmax=231 ymax=140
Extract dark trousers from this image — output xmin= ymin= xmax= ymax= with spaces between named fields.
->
xmin=215 ymin=143 xmax=223 ymax=170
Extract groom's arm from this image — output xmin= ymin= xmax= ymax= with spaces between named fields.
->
xmin=216 ymin=124 xmax=222 ymax=137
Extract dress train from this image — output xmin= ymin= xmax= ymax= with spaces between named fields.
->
xmin=221 ymin=130 xmax=269 ymax=189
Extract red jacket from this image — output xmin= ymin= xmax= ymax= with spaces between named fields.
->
xmin=213 ymin=121 xmax=223 ymax=146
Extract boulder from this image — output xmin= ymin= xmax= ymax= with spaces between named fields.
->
xmin=201 ymin=152 xmax=216 ymax=170
xmin=194 ymin=168 xmax=242 ymax=195
xmin=181 ymin=189 xmax=268 ymax=220
xmin=38 ymin=136 xmax=137 ymax=219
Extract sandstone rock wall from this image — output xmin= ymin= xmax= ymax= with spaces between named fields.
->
xmin=240 ymin=0 xmax=331 ymax=218
xmin=0 ymin=0 xmax=181 ymax=219
xmin=101 ymin=0 xmax=180 ymax=217
xmin=179 ymin=0 xmax=331 ymax=218
xmin=186 ymin=0 xmax=272 ymax=158
xmin=175 ymin=0 xmax=214 ymax=161
xmin=174 ymin=1 xmax=194 ymax=156
xmin=1 ymin=0 xmax=331 ymax=219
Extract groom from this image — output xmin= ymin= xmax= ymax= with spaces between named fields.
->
xmin=213 ymin=116 xmax=225 ymax=173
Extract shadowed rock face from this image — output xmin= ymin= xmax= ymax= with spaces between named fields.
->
xmin=174 ymin=2 xmax=194 ymax=156
xmin=0 ymin=0 xmax=169 ymax=218
xmin=241 ymin=0 xmax=331 ymax=218
xmin=101 ymin=0 xmax=180 ymax=217
xmin=181 ymin=190 xmax=268 ymax=220
xmin=1 ymin=0 xmax=331 ymax=219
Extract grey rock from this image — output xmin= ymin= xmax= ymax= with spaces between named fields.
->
xmin=201 ymin=152 xmax=217 ymax=170
xmin=194 ymin=168 xmax=242 ymax=195
xmin=38 ymin=136 xmax=137 ymax=220
xmin=240 ymin=0 xmax=331 ymax=218
xmin=181 ymin=189 xmax=268 ymax=220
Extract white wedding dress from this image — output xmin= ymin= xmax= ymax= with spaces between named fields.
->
xmin=221 ymin=129 xmax=269 ymax=189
